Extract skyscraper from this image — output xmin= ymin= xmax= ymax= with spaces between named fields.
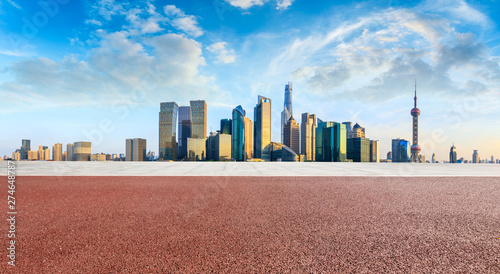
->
xmin=187 ymin=138 xmax=207 ymax=161
xmin=254 ymin=95 xmax=271 ymax=159
xmin=301 ymin=113 xmax=317 ymax=161
xmin=190 ymin=100 xmax=207 ymax=139
xmin=387 ymin=151 xmax=392 ymax=161
xmin=450 ymin=144 xmax=457 ymax=163
xmin=316 ymin=122 xmax=347 ymax=162
xmin=281 ymin=82 xmax=292 ymax=143
xmin=410 ymin=81 xmax=422 ymax=163
xmin=342 ymin=122 xmax=353 ymax=141
xmin=432 ymin=153 xmax=436 ymax=163
xmin=52 ymin=143 xmax=63 ymax=161
xmin=38 ymin=145 xmax=48 ymax=160
xmin=347 ymin=137 xmax=371 ymax=162
xmin=472 ymin=150 xmax=479 ymax=163
xmin=244 ymin=117 xmax=253 ymax=160
xmin=74 ymin=141 xmax=91 ymax=161
xmin=370 ymin=140 xmax=380 ymax=162
xmin=178 ymin=106 xmax=191 ymax=160
xmin=66 ymin=143 xmax=74 ymax=161
xmin=159 ymin=102 xmax=178 ymax=161
xmin=232 ymin=105 xmax=246 ymax=161
xmin=220 ymin=118 xmax=232 ymax=135
xmin=21 ymin=139 xmax=30 ymax=160
xmin=392 ymin=138 xmax=409 ymax=163
xmin=283 ymin=116 xmax=300 ymax=155
xmin=348 ymin=123 xmax=365 ymax=138
xmin=126 ymin=138 xmax=147 ymax=161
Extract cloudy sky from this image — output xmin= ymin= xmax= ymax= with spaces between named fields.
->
xmin=1 ymin=0 xmax=499 ymax=162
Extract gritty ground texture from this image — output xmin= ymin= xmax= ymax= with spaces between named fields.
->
xmin=1 ymin=176 xmax=499 ymax=273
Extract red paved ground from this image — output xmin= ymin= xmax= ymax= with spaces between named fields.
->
xmin=1 ymin=176 xmax=499 ymax=272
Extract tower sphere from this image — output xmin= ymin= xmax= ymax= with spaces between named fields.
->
xmin=411 ymin=107 xmax=420 ymax=117
xmin=411 ymin=144 xmax=421 ymax=152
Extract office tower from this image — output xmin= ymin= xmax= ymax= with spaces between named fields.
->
xmin=301 ymin=113 xmax=317 ymax=161
xmin=52 ymin=143 xmax=63 ymax=161
xmin=281 ymin=82 xmax=293 ymax=143
xmin=232 ymin=105 xmax=246 ymax=161
xmin=370 ymin=140 xmax=380 ymax=162
xmin=190 ymin=100 xmax=207 ymax=139
xmin=283 ymin=116 xmax=300 ymax=155
xmin=178 ymin=106 xmax=191 ymax=160
xmin=342 ymin=122 xmax=353 ymax=140
xmin=262 ymin=142 xmax=298 ymax=162
xmin=410 ymin=81 xmax=422 ymax=163
xmin=420 ymin=154 xmax=426 ymax=163
xmin=347 ymin=137 xmax=370 ymax=162
xmin=449 ymin=144 xmax=457 ymax=163
xmin=316 ymin=122 xmax=347 ymax=162
xmin=44 ymin=149 xmax=50 ymax=161
xmin=254 ymin=95 xmax=272 ymax=159
xmin=74 ymin=142 xmax=91 ymax=161
xmin=387 ymin=151 xmax=392 ymax=161
xmin=432 ymin=153 xmax=436 ymax=163
xmin=220 ymin=119 xmax=232 ymax=135
xmin=187 ymin=138 xmax=207 ymax=161
xmin=28 ymin=150 xmax=38 ymax=160
xmin=244 ymin=117 xmax=253 ymax=160
xmin=38 ymin=145 xmax=48 ymax=160
xmin=207 ymin=132 xmax=231 ymax=161
xmin=66 ymin=143 xmax=74 ymax=161
xmin=491 ymin=156 xmax=494 ymax=163
xmin=392 ymin=138 xmax=409 ymax=162
xmin=62 ymin=152 xmax=67 ymax=161
xmin=472 ymin=150 xmax=479 ymax=163
xmin=159 ymin=102 xmax=178 ymax=161
xmin=21 ymin=139 xmax=30 ymax=160
xmin=12 ymin=150 xmax=21 ymax=161
xmin=126 ymin=138 xmax=147 ymax=161
xmin=348 ymin=123 xmax=366 ymax=138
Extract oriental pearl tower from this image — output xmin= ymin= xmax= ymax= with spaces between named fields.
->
xmin=410 ymin=80 xmax=422 ymax=163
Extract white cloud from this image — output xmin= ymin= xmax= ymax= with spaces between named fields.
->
xmin=207 ymin=42 xmax=236 ymax=64
xmin=163 ymin=5 xmax=204 ymax=37
xmin=225 ymin=0 xmax=266 ymax=9
xmin=276 ymin=0 xmax=293 ymax=10
xmin=85 ymin=19 xmax=103 ymax=26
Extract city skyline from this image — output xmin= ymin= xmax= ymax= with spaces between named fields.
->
xmin=1 ymin=0 xmax=499 ymax=161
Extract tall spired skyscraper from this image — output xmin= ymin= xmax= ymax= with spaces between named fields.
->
xmin=410 ymin=81 xmax=422 ymax=163
xmin=281 ymin=82 xmax=293 ymax=143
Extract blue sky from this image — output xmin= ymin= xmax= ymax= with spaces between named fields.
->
xmin=1 ymin=0 xmax=499 ymax=162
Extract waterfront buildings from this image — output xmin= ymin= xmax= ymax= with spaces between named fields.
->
xmin=126 ymin=138 xmax=147 ymax=161
xmin=159 ymin=102 xmax=178 ymax=161
xmin=254 ymin=95 xmax=272 ymax=159
xmin=262 ymin=142 xmax=298 ymax=162
xmin=392 ymin=138 xmax=409 ymax=162
xmin=316 ymin=122 xmax=347 ymax=162
xmin=74 ymin=141 xmax=91 ymax=161
xmin=190 ymin=100 xmax=207 ymax=139
xmin=67 ymin=143 xmax=74 ymax=161
xmin=370 ymin=140 xmax=380 ymax=162
xmin=178 ymin=106 xmax=191 ymax=160
xmin=52 ymin=143 xmax=63 ymax=161
xmin=472 ymin=150 xmax=479 ymax=163
xmin=187 ymin=138 xmax=207 ymax=161
xmin=410 ymin=82 xmax=423 ymax=163
xmin=348 ymin=123 xmax=365 ymax=138
xmin=232 ymin=105 xmax=246 ymax=161
xmin=347 ymin=137 xmax=370 ymax=162
xmin=21 ymin=139 xmax=30 ymax=160
xmin=207 ymin=132 xmax=231 ymax=161
xmin=450 ymin=144 xmax=457 ymax=163
xmin=301 ymin=113 xmax=317 ymax=161
xmin=244 ymin=117 xmax=253 ymax=160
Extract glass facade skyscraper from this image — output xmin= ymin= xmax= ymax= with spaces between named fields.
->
xmin=347 ymin=137 xmax=370 ymax=162
xmin=21 ymin=139 xmax=30 ymax=160
xmin=301 ymin=113 xmax=316 ymax=161
xmin=283 ymin=116 xmax=300 ymax=155
xmin=370 ymin=140 xmax=380 ymax=162
xmin=190 ymin=100 xmax=207 ymax=139
xmin=159 ymin=102 xmax=178 ymax=161
xmin=244 ymin=117 xmax=253 ymax=160
xmin=74 ymin=141 xmax=91 ymax=161
xmin=187 ymin=138 xmax=207 ymax=161
xmin=262 ymin=142 xmax=298 ymax=162
xmin=254 ymin=96 xmax=271 ymax=159
xmin=220 ymin=119 xmax=232 ymax=135
xmin=391 ymin=138 xmax=409 ymax=162
xmin=316 ymin=122 xmax=346 ymax=162
xmin=450 ymin=144 xmax=457 ymax=163
xmin=232 ymin=105 xmax=246 ymax=161
xmin=281 ymin=82 xmax=293 ymax=143
xmin=178 ymin=106 xmax=191 ymax=160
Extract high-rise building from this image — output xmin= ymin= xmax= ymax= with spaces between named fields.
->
xmin=66 ymin=143 xmax=74 ymax=161
xmin=301 ymin=113 xmax=317 ymax=161
xmin=52 ymin=143 xmax=63 ymax=161
xmin=38 ymin=145 xmax=48 ymax=160
xmin=190 ymin=100 xmax=207 ymax=139
xmin=254 ymin=95 xmax=271 ymax=159
xmin=244 ymin=117 xmax=253 ymax=160
xmin=283 ymin=116 xmax=300 ymax=155
xmin=187 ymin=138 xmax=207 ymax=161
xmin=410 ymin=81 xmax=422 ymax=163
xmin=90 ymin=153 xmax=107 ymax=161
xmin=207 ymin=132 xmax=231 ymax=161
xmin=12 ymin=150 xmax=21 ymax=161
xmin=370 ymin=140 xmax=380 ymax=162
xmin=432 ymin=153 xmax=436 ymax=163
xmin=220 ymin=119 xmax=232 ymax=135
xmin=21 ymin=139 xmax=30 ymax=160
xmin=347 ymin=137 xmax=371 ymax=162
xmin=281 ymin=82 xmax=293 ymax=143
xmin=387 ymin=151 xmax=392 ymax=161
xmin=392 ymin=138 xmax=409 ymax=162
xmin=28 ymin=150 xmax=38 ymax=160
xmin=348 ymin=123 xmax=366 ymax=138
xmin=178 ymin=106 xmax=191 ymax=160
xmin=74 ymin=141 xmax=91 ymax=161
xmin=232 ymin=105 xmax=246 ymax=161
xmin=316 ymin=122 xmax=347 ymax=162
xmin=126 ymin=138 xmax=147 ymax=161
xmin=159 ymin=102 xmax=178 ymax=161
xmin=450 ymin=144 xmax=457 ymax=163
xmin=472 ymin=150 xmax=479 ymax=163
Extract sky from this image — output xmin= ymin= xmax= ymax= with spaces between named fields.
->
xmin=1 ymin=0 xmax=499 ymax=162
